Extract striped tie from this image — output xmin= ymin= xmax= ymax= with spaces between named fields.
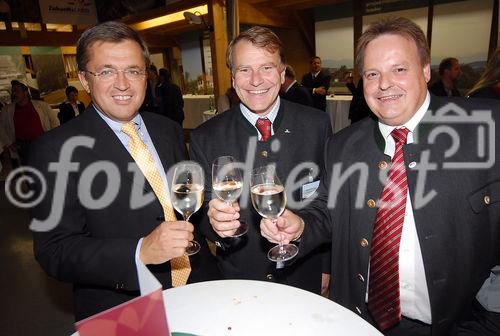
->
xmin=255 ymin=118 xmax=271 ymax=142
xmin=122 ymin=122 xmax=191 ymax=287
xmin=368 ymin=127 xmax=409 ymax=331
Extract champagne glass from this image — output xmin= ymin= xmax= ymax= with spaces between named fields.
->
xmin=212 ymin=156 xmax=247 ymax=237
xmin=250 ymin=166 xmax=298 ymax=262
xmin=171 ymin=162 xmax=205 ymax=256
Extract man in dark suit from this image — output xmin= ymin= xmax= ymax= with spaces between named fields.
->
xmin=280 ymin=65 xmax=313 ymax=107
xmin=29 ymin=21 xmax=218 ymax=321
xmin=156 ymin=68 xmax=184 ymax=126
xmin=301 ymin=56 xmax=331 ymax=111
xmin=261 ymin=17 xmax=500 ymax=335
xmin=429 ymin=57 xmax=462 ymax=97
xmin=190 ymin=26 xmax=332 ymax=295
xmin=57 ymin=85 xmax=86 ymax=124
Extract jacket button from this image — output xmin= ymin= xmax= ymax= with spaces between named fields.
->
xmin=484 ymin=195 xmax=491 ymax=204
xmin=357 ymin=273 xmax=365 ymax=282
xmin=266 ymin=274 xmax=274 ymax=280
xmin=261 ymin=151 xmax=268 ymax=157
xmin=378 ymin=161 xmax=387 ymax=170
xmin=367 ymin=199 xmax=376 ymax=208
xmin=360 ymin=238 xmax=369 ymax=248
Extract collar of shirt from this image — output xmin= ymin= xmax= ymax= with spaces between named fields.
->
xmin=312 ymin=71 xmax=320 ymax=78
xmin=94 ymin=104 xmax=170 ymax=190
xmin=285 ymin=80 xmax=297 ymax=93
xmin=378 ymin=91 xmax=430 ymax=158
xmin=240 ymin=97 xmax=280 ymax=140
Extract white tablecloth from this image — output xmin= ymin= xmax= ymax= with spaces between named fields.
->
xmin=326 ymin=95 xmax=352 ymax=133
xmin=163 ymin=280 xmax=383 ymax=336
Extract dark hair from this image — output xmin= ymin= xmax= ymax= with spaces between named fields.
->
xmin=311 ymin=56 xmax=321 ymax=63
xmin=226 ymin=26 xmax=285 ymax=72
xmin=158 ymin=68 xmax=171 ymax=82
xmin=65 ymin=85 xmax=78 ymax=97
xmin=11 ymin=80 xmax=28 ymax=92
xmin=76 ymin=21 xmax=150 ymax=71
xmin=438 ymin=57 xmax=458 ymax=76
xmin=356 ymin=17 xmax=430 ymax=73
xmin=285 ymin=65 xmax=296 ymax=79
xmin=149 ymin=64 xmax=158 ymax=73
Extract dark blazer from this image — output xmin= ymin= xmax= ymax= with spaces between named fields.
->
xmin=57 ymin=101 xmax=85 ymax=124
xmin=189 ymin=99 xmax=332 ymax=294
xmin=429 ymin=79 xmax=461 ymax=97
xmin=280 ymin=81 xmax=314 ymax=107
xmin=29 ymin=105 xmax=219 ymax=321
xmin=301 ymin=70 xmax=331 ymax=111
xmin=156 ymin=81 xmax=184 ymax=125
xmin=298 ymin=95 xmax=500 ymax=335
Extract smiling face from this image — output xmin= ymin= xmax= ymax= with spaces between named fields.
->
xmin=231 ymin=40 xmax=285 ymax=116
xmin=78 ymin=40 xmax=147 ymax=122
xmin=362 ymin=34 xmax=430 ymax=126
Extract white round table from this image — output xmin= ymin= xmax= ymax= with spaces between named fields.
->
xmin=164 ymin=280 xmax=383 ymax=336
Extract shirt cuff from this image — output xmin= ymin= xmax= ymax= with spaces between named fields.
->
xmin=135 ymin=237 xmax=144 ymax=266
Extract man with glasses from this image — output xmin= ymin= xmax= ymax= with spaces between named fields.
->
xmin=29 ymin=21 xmax=218 ymax=321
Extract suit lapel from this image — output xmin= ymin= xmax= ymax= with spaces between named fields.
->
xmin=81 ymin=106 xmax=136 ymax=187
xmin=142 ymin=113 xmax=179 ymax=181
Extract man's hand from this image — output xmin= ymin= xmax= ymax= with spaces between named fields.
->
xmin=260 ymin=209 xmax=304 ymax=244
xmin=139 ymin=221 xmax=193 ymax=264
xmin=207 ymin=198 xmax=241 ymax=237
xmin=315 ymin=86 xmax=327 ymax=96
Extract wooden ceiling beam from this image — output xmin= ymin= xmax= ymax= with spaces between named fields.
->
xmin=121 ymin=0 xmax=207 ymax=24
xmin=0 ymin=30 xmax=82 ymax=46
xmin=239 ymin=1 xmax=295 ymax=28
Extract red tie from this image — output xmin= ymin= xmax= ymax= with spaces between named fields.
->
xmin=368 ymin=127 xmax=409 ymax=331
xmin=256 ymin=118 xmax=272 ymax=142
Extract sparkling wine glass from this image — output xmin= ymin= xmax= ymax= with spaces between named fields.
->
xmin=250 ymin=166 xmax=298 ymax=262
xmin=212 ymin=156 xmax=247 ymax=237
xmin=171 ymin=162 xmax=205 ymax=255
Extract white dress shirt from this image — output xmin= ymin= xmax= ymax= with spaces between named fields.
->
xmin=240 ymin=97 xmax=280 ymax=141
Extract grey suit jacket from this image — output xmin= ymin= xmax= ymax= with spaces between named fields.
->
xmin=298 ymin=95 xmax=500 ymax=335
xmin=189 ymin=99 xmax=332 ymax=294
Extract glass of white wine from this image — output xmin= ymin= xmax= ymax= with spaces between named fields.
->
xmin=171 ymin=162 xmax=205 ymax=256
xmin=212 ymin=156 xmax=247 ymax=237
xmin=250 ymin=166 xmax=298 ymax=263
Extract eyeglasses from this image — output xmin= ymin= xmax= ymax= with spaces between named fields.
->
xmin=85 ymin=68 xmax=147 ymax=81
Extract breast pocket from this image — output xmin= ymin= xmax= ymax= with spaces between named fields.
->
xmin=468 ymin=180 xmax=500 ymax=214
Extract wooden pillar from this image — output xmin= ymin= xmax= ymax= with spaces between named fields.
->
xmin=209 ymin=0 xmax=231 ymax=99
xmin=488 ymin=0 xmax=498 ymax=60
xmin=427 ymin=0 xmax=434 ymax=51
xmin=353 ymin=0 xmax=363 ymax=81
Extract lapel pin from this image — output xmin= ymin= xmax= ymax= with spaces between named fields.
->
xmin=284 ymin=129 xmax=291 ymax=134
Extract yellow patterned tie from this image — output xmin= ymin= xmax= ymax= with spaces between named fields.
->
xmin=122 ymin=121 xmax=191 ymax=287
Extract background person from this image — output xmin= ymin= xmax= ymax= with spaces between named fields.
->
xmin=156 ymin=68 xmax=184 ymax=126
xmin=0 ymin=80 xmax=58 ymax=166
xmin=58 ymin=85 xmax=86 ymax=124
xmin=429 ymin=57 xmax=462 ymax=97
xmin=301 ymin=56 xmax=331 ymax=111
xmin=280 ymin=65 xmax=313 ymax=107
